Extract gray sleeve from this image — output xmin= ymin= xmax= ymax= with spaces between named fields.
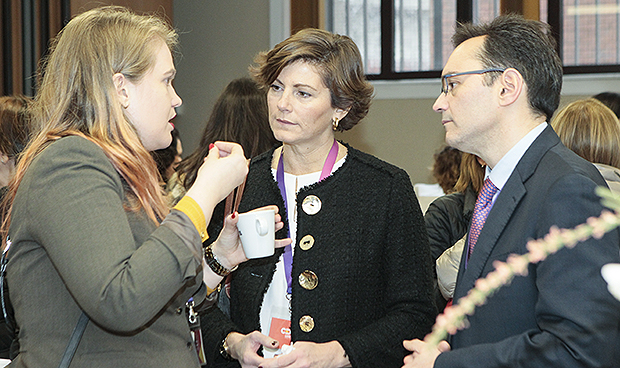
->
xmin=14 ymin=137 xmax=205 ymax=332
xmin=161 ymin=209 xmax=203 ymax=262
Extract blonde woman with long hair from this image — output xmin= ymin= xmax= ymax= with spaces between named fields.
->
xmin=551 ymin=98 xmax=620 ymax=193
xmin=0 ymin=7 xmax=287 ymax=367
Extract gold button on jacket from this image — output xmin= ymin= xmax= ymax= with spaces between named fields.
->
xmin=302 ymin=195 xmax=322 ymax=215
xmin=299 ymin=234 xmax=315 ymax=250
xmin=299 ymin=270 xmax=318 ymax=290
xmin=299 ymin=315 xmax=315 ymax=332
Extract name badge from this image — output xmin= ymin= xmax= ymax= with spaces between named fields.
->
xmin=269 ymin=317 xmax=291 ymax=346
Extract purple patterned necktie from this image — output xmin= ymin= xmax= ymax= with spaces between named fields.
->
xmin=468 ymin=178 xmax=499 ymax=258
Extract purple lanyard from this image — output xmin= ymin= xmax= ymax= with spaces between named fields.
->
xmin=276 ymin=139 xmax=339 ymax=294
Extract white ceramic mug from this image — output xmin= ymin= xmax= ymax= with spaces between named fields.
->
xmin=237 ymin=209 xmax=276 ymax=259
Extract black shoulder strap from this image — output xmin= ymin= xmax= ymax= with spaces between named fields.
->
xmin=57 ymin=312 xmax=89 ymax=368
xmin=2 ymin=238 xmax=89 ymax=367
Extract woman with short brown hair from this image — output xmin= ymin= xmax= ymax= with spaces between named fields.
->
xmin=201 ymin=28 xmax=435 ymax=368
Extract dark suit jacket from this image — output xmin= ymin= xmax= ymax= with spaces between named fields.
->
xmin=435 ymin=126 xmax=620 ymax=367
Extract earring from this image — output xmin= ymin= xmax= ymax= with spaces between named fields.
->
xmin=332 ymin=117 xmax=339 ymax=131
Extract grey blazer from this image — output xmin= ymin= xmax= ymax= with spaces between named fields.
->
xmin=7 ymin=136 xmax=206 ymax=367
xmin=436 ymin=126 xmax=620 ymax=367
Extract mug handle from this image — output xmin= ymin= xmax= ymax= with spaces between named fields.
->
xmin=255 ymin=218 xmax=269 ymax=236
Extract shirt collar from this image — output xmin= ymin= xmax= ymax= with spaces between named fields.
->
xmin=487 ymin=122 xmax=548 ymax=191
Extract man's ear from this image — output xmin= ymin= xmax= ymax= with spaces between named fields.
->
xmin=113 ymin=73 xmax=130 ymax=109
xmin=497 ymin=68 xmax=523 ymax=107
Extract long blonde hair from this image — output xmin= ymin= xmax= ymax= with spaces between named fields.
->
xmin=551 ymin=98 xmax=620 ymax=169
xmin=2 ymin=6 xmax=177 ymax=242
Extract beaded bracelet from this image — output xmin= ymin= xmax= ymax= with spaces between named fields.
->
xmin=204 ymin=244 xmax=237 ymax=277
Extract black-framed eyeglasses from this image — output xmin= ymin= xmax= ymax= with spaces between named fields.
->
xmin=441 ymin=68 xmax=506 ymax=95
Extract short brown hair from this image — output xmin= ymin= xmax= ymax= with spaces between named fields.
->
xmin=250 ymin=28 xmax=374 ymax=131
xmin=551 ymin=98 xmax=620 ymax=169
xmin=432 ymin=146 xmax=462 ymax=193
xmin=453 ymin=153 xmax=485 ymax=194
xmin=0 ymin=95 xmax=32 ymax=158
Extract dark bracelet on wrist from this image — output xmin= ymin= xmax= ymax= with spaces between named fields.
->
xmin=204 ymin=244 xmax=237 ymax=277
xmin=219 ymin=333 xmax=235 ymax=361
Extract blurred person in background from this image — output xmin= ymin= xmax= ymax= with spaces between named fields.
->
xmin=432 ymin=146 xmax=462 ymax=194
xmin=0 ymin=95 xmax=32 ymax=201
xmin=551 ymin=98 xmax=620 ymax=193
xmin=152 ymin=128 xmax=183 ymax=187
xmin=592 ymin=92 xmax=620 ymax=118
xmin=0 ymin=95 xmax=33 ymax=359
xmin=424 ymin=153 xmax=485 ymax=311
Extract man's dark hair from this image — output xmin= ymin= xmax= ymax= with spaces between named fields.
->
xmin=453 ymin=14 xmax=563 ymax=121
xmin=593 ymin=92 xmax=620 ymax=118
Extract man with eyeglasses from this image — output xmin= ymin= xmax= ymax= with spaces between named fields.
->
xmin=402 ymin=14 xmax=620 ymax=368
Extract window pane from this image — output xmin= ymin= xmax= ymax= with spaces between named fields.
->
xmin=394 ymin=0 xmax=456 ymax=72
xmin=540 ymin=0 xmax=548 ymax=23
xmin=473 ymin=0 xmax=500 ymax=23
xmin=330 ymin=0 xmax=382 ymax=74
xmin=563 ymin=0 xmax=620 ymax=66
xmin=329 ymin=0 xmax=620 ymax=77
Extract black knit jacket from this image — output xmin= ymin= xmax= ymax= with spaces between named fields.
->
xmin=200 ymin=144 xmax=436 ymax=368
